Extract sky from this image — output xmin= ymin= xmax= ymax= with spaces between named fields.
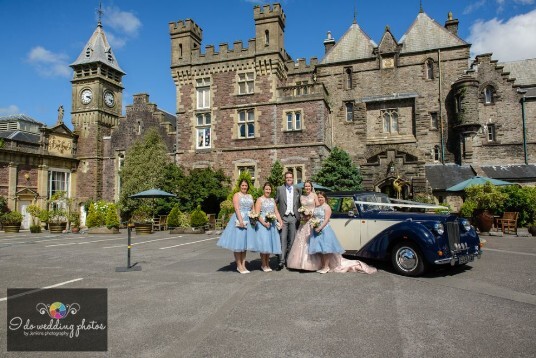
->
xmin=1 ymin=0 xmax=535 ymax=128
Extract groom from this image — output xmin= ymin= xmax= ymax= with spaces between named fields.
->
xmin=275 ymin=171 xmax=301 ymax=270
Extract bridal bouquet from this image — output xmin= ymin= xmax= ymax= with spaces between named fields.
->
xmin=298 ymin=206 xmax=311 ymax=216
xmin=265 ymin=212 xmax=277 ymax=223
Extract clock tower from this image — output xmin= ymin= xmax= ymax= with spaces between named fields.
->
xmin=70 ymin=18 xmax=125 ymax=201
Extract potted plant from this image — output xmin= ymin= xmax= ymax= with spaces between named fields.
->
xmin=48 ymin=207 xmax=67 ymax=233
xmin=69 ymin=212 xmax=81 ymax=233
xmin=86 ymin=200 xmax=120 ymax=234
xmin=132 ymin=204 xmax=153 ymax=235
xmin=26 ymin=204 xmax=43 ymax=233
xmin=168 ymin=204 xmax=191 ymax=234
xmin=464 ymin=182 xmax=507 ymax=233
xmin=189 ymin=205 xmax=208 ymax=234
xmin=1 ymin=211 xmax=23 ymax=233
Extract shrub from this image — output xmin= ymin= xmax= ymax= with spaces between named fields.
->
xmin=30 ymin=225 xmax=42 ymax=233
xmin=190 ymin=205 xmax=208 ymax=228
xmin=105 ymin=204 xmax=120 ymax=229
xmin=1 ymin=211 xmax=23 ymax=225
xmin=26 ymin=204 xmax=42 ymax=226
xmin=167 ymin=205 xmax=190 ymax=228
xmin=500 ymin=185 xmax=536 ymax=227
xmin=460 ymin=200 xmax=477 ymax=218
xmin=464 ymin=182 xmax=507 ymax=214
xmin=218 ymin=199 xmax=234 ymax=222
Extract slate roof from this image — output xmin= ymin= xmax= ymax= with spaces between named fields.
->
xmin=425 ymin=164 xmax=475 ymax=191
xmin=480 ymin=165 xmax=536 ymax=182
xmin=500 ymin=58 xmax=536 ymax=87
xmin=70 ymin=23 xmax=125 ymax=74
xmin=399 ymin=12 xmax=468 ymax=54
xmin=0 ymin=130 xmax=40 ymax=144
xmin=0 ymin=114 xmax=44 ymax=125
xmin=320 ymin=23 xmax=377 ymax=64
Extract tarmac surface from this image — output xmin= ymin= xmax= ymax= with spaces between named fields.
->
xmin=0 ymin=229 xmax=535 ymax=357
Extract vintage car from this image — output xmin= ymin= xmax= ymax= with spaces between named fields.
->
xmin=327 ymin=191 xmax=482 ymax=276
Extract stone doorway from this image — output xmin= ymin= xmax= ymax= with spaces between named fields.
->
xmin=376 ymin=176 xmax=411 ymax=200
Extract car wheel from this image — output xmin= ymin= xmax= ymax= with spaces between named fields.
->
xmin=391 ymin=242 xmax=426 ymax=276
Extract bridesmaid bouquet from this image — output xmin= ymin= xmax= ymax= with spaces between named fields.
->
xmin=298 ymin=206 xmax=312 ymax=216
xmin=265 ymin=212 xmax=277 ymax=223
xmin=310 ymin=217 xmax=321 ymax=230
xmin=248 ymin=211 xmax=259 ymax=226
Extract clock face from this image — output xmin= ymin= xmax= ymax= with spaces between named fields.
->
xmin=80 ymin=89 xmax=93 ymax=104
xmin=104 ymin=91 xmax=115 ymax=107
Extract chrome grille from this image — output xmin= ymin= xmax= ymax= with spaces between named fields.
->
xmin=446 ymin=221 xmax=461 ymax=252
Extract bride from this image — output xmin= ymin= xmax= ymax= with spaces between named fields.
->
xmin=286 ymin=181 xmax=377 ymax=274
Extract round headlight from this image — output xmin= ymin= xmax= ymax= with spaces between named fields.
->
xmin=434 ymin=222 xmax=445 ymax=235
xmin=461 ymin=219 xmax=472 ymax=232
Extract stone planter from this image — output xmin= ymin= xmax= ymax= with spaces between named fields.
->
xmin=169 ymin=227 xmax=205 ymax=234
xmin=3 ymin=224 xmax=21 ymax=233
xmin=528 ymin=226 xmax=536 ymax=237
xmin=135 ymin=223 xmax=153 ymax=235
xmin=88 ymin=227 xmax=119 ymax=234
xmin=49 ymin=223 xmax=67 ymax=234
xmin=474 ymin=210 xmax=494 ymax=234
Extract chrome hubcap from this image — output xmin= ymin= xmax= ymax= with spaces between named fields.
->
xmin=396 ymin=247 xmax=418 ymax=271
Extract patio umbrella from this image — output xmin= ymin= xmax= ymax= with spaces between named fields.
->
xmin=295 ymin=182 xmax=332 ymax=191
xmin=446 ymin=176 xmax=514 ymax=192
xmin=130 ymin=188 xmax=177 ymax=198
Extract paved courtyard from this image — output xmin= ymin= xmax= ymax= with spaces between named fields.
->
xmin=0 ymin=229 xmax=535 ymax=357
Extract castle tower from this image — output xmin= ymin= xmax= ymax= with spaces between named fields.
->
xmin=253 ymin=4 xmax=286 ymax=55
xmin=70 ymin=18 xmax=125 ymax=201
xmin=169 ymin=19 xmax=203 ymax=65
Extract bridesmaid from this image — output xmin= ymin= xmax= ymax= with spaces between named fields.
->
xmin=217 ymin=179 xmax=255 ymax=274
xmin=249 ymin=182 xmax=283 ymax=272
xmin=309 ymin=191 xmax=345 ymax=274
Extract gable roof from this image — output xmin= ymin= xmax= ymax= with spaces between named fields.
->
xmin=399 ymin=12 xmax=467 ymax=54
xmin=320 ymin=23 xmax=377 ymax=64
xmin=70 ymin=23 xmax=125 ymax=74
xmin=500 ymin=58 xmax=536 ymax=87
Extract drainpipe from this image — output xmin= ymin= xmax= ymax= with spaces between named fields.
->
xmin=520 ymin=91 xmax=528 ymax=164
xmin=438 ymin=49 xmax=445 ymax=163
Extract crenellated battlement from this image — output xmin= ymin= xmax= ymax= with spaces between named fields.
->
xmin=169 ymin=19 xmax=203 ymax=39
xmin=286 ymin=58 xmax=318 ymax=74
xmin=253 ymin=3 xmax=285 ymax=23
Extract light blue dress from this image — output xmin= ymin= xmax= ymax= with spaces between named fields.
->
xmin=217 ymin=193 xmax=255 ymax=252
xmin=248 ymin=197 xmax=282 ymax=254
xmin=308 ymin=204 xmax=345 ymax=254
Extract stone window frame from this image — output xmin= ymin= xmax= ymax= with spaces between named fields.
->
xmin=284 ymin=165 xmax=304 ymax=184
xmin=484 ymin=85 xmax=495 ymax=105
xmin=196 ymin=77 xmax=211 ymax=110
xmin=47 ymin=169 xmax=71 ymax=200
xmin=285 ymin=110 xmax=303 ymax=131
xmin=486 ymin=123 xmax=496 ymax=142
xmin=381 ymin=108 xmax=399 ymax=134
xmin=345 ymin=101 xmax=354 ymax=122
xmin=195 ymin=112 xmax=212 ymax=149
xmin=236 ymin=164 xmax=257 ymax=186
xmin=424 ymin=58 xmax=435 ymax=80
xmin=237 ymin=108 xmax=255 ymax=139
xmin=237 ymin=71 xmax=255 ymax=95
xmin=344 ymin=67 xmax=353 ymax=90
xmin=115 ymin=151 xmax=125 ymax=201
xmin=430 ymin=112 xmax=439 ymax=130
xmin=433 ymin=145 xmax=440 ymax=162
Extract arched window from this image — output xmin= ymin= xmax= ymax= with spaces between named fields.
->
xmin=345 ymin=67 xmax=352 ymax=90
xmin=426 ymin=59 xmax=434 ymax=80
xmin=382 ymin=109 xmax=399 ymax=134
xmin=265 ymin=30 xmax=269 ymax=46
xmin=484 ymin=86 xmax=494 ymax=104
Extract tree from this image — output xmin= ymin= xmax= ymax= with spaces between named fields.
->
xmin=119 ymin=129 xmax=171 ymax=216
xmin=267 ymin=160 xmax=285 ymax=190
xmin=230 ymin=169 xmax=262 ymax=200
xmin=175 ymin=167 xmax=230 ymax=214
xmin=313 ymin=147 xmax=363 ymax=191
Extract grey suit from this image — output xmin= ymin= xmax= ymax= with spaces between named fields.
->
xmin=275 ymin=185 xmax=301 ymax=265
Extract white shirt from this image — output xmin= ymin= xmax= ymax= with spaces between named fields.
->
xmin=285 ymin=185 xmax=294 ymax=215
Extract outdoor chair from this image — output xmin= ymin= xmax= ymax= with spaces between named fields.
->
xmin=496 ymin=212 xmax=518 ymax=235
xmin=152 ymin=215 xmax=167 ymax=231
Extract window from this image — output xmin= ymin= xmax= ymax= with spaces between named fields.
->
xmin=345 ymin=102 xmax=354 ymax=122
xmin=484 ymin=86 xmax=494 ymax=104
xmin=382 ymin=109 xmax=399 ymax=134
xmin=48 ymin=170 xmax=70 ymax=199
xmin=434 ymin=146 xmax=440 ymax=162
xmin=238 ymin=165 xmax=256 ymax=184
xmin=487 ymin=124 xmax=496 ymax=142
xmin=264 ymin=30 xmax=269 ymax=46
xmin=137 ymin=121 xmax=141 ymax=135
xmin=426 ymin=60 xmax=434 ymax=80
xmin=238 ymin=109 xmax=255 ymax=139
xmin=345 ymin=67 xmax=352 ymax=90
xmin=455 ymin=95 xmax=463 ymax=114
xmin=430 ymin=112 xmax=438 ymax=129
xmin=284 ymin=166 xmax=303 ymax=184
xmin=196 ymin=77 xmax=211 ymax=109
xmin=238 ymin=72 xmax=254 ymax=95
xmin=196 ymin=113 xmax=211 ymax=149
xmin=286 ymin=111 xmax=302 ymax=131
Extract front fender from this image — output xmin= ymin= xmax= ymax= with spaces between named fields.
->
xmin=357 ymin=221 xmax=439 ymax=263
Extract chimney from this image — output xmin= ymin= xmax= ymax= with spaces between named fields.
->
xmin=445 ymin=11 xmax=459 ymax=36
xmin=323 ymin=31 xmax=335 ymax=54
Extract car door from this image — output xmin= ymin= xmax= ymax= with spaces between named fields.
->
xmin=328 ymin=197 xmax=363 ymax=251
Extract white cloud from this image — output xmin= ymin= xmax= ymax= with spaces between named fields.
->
xmin=0 ymin=105 xmax=20 ymax=116
xmin=513 ymin=0 xmax=534 ymax=5
xmin=464 ymin=0 xmax=487 ymax=15
xmin=105 ymin=32 xmax=127 ymax=49
xmin=468 ymin=9 xmax=536 ymax=61
xmin=26 ymin=46 xmax=70 ymax=78
xmin=101 ymin=6 xmax=141 ymax=49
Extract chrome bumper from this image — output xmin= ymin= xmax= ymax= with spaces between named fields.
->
xmin=434 ymin=250 xmax=482 ymax=265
